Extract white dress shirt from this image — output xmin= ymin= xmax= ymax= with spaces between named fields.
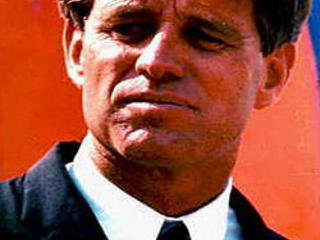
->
xmin=66 ymin=136 xmax=243 ymax=240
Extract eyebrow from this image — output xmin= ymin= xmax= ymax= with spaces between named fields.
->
xmin=184 ymin=16 xmax=244 ymax=41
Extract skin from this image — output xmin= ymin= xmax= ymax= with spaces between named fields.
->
xmin=64 ymin=0 xmax=295 ymax=216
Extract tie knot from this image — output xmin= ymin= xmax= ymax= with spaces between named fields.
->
xmin=156 ymin=220 xmax=191 ymax=240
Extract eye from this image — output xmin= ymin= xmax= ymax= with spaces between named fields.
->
xmin=108 ymin=22 xmax=155 ymax=44
xmin=184 ymin=27 xmax=228 ymax=51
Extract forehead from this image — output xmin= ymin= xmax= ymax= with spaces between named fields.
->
xmin=91 ymin=0 xmax=255 ymax=26
xmin=93 ymin=0 xmax=252 ymax=9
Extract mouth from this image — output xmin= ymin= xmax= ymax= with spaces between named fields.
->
xmin=115 ymin=92 xmax=198 ymax=111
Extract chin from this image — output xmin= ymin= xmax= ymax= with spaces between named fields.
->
xmin=93 ymin=117 xmax=243 ymax=168
xmin=112 ymin=127 xmax=195 ymax=167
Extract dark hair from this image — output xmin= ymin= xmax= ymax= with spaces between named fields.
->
xmin=58 ymin=0 xmax=312 ymax=55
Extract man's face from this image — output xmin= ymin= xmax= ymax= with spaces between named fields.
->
xmin=76 ymin=0 xmax=267 ymax=168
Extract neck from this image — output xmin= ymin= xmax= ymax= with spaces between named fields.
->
xmin=85 ymin=133 xmax=238 ymax=217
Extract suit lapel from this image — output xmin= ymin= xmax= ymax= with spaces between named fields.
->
xmin=20 ymin=142 xmax=107 ymax=240
xmin=230 ymin=188 xmax=287 ymax=240
xmin=18 ymin=141 xmax=286 ymax=240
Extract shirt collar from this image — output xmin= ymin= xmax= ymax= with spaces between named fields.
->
xmin=66 ymin=136 xmax=232 ymax=240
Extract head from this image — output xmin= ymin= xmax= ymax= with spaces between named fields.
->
xmin=58 ymin=0 xmax=311 ymax=56
xmin=59 ymin=0 xmax=310 ymax=175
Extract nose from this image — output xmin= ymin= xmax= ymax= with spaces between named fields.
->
xmin=135 ymin=30 xmax=185 ymax=82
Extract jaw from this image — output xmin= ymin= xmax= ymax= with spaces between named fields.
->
xmin=86 ymin=128 xmax=238 ymax=216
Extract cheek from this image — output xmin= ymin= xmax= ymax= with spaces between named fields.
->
xmin=81 ymin=39 xmax=139 ymax=137
xmin=197 ymin=55 xmax=261 ymax=109
xmin=82 ymin=41 xmax=134 ymax=97
xmin=81 ymin=39 xmax=139 ymax=109
xmin=184 ymin=56 xmax=262 ymax=152
xmin=190 ymin=54 xmax=262 ymax=138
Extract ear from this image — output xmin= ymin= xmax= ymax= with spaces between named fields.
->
xmin=254 ymin=43 xmax=296 ymax=109
xmin=63 ymin=20 xmax=84 ymax=87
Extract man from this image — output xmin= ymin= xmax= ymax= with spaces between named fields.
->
xmin=0 ymin=0 xmax=311 ymax=239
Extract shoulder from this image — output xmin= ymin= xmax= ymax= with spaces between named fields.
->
xmin=0 ymin=175 xmax=36 ymax=239
xmin=0 ymin=142 xmax=82 ymax=239
xmin=0 ymin=175 xmax=25 ymax=223
xmin=230 ymin=187 xmax=288 ymax=240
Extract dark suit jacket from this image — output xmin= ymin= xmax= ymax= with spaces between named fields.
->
xmin=0 ymin=142 xmax=288 ymax=240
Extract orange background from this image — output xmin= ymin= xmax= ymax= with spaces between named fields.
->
xmin=1 ymin=1 xmax=320 ymax=239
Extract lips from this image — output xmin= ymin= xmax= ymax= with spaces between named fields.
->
xmin=113 ymin=91 xmax=198 ymax=111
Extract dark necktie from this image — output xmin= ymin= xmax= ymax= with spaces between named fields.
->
xmin=156 ymin=220 xmax=191 ymax=240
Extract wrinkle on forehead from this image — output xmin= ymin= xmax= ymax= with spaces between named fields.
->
xmin=176 ymin=0 xmax=254 ymax=17
xmin=95 ymin=0 xmax=148 ymax=9
xmin=91 ymin=0 xmax=152 ymax=21
xmin=95 ymin=0 xmax=252 ymax=11
xmin=179 ymin=0 xmax=251 ymax=8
